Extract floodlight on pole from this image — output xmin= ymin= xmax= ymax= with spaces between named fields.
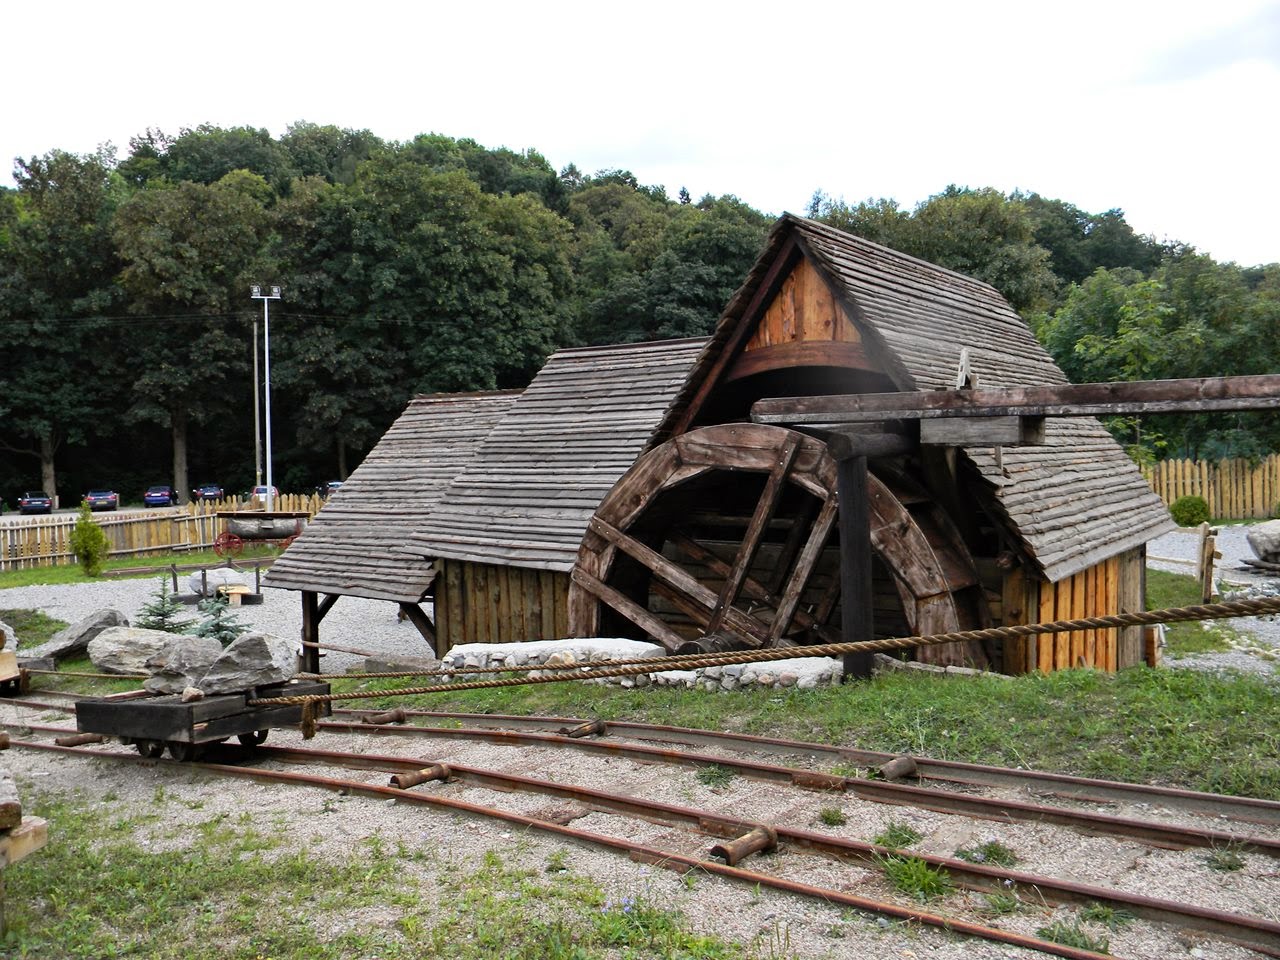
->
xmin=250 ymin=284 xmax=281 ymax=513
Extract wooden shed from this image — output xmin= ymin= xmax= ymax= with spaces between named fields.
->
xmin=273 ymin=214 xmax=1174 ymax=674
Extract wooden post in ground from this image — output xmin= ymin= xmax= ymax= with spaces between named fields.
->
xmin=837 ymin=455 xmax=874 ymax=679
xmin=1197 ymin=522 xmax=1220 ymax=603
xmin=300 ymin=591 xmax=321 ymax=674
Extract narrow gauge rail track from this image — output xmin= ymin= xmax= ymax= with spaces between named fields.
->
xmin=10 ymin=733 xmax=1280 ymax=959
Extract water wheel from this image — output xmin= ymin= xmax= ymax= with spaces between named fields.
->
xmin=568 ymin=423 xmax=990 ymax=666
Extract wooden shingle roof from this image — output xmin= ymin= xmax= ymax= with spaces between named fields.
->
xmin=264 ymin=390 xmax=519 ymax=601
xmin=733 ymin=214 xmax=1174 ymax=582
xmin=408 ymin=338 xmax=709 ymax=572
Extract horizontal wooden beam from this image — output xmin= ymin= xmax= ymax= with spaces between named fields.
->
xmin=919 ymin=415 xmax=1045 ymax=446
xmin=752 ymin=374 xmax=1280 ymax=424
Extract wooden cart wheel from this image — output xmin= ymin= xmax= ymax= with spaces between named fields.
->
xmin=278 ymin=535 xmax=297 ymax=550
xmin=237 ymin=730 xmax=269 ymax=748
xmin=135 ymin=739 xmax=165 ymax=758
xmin=213 ymin=531 xmax=244 ymax=557
xmin=167 ymin=741 xmax=197 ymax=762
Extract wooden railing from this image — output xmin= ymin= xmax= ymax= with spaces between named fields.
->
xmin=1143 ymin=455 xmax=1280 ymax=520
xmin=0 ymin=494 xmax=325 ymax=571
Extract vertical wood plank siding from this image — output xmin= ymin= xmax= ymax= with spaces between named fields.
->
xmin=0 ymin=495 xmax=322 ymax=571
xmin=1143 ymin=454 xmax=1280 ymax=519
xmin=434 ymin=559 xmax=570 ymax=650
xmin=1009 ymin=547 xmax=1144 ymax=673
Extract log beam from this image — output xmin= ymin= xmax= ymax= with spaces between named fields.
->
xmin=752 ymin=374 xmax=1280 ymax=425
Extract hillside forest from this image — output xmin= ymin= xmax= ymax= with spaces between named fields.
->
xmin=1 ymin=123 xmax=1278 ymax=503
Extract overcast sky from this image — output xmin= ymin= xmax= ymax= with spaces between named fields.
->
xmin=6 ymin=0 xmax=1278 ymax=265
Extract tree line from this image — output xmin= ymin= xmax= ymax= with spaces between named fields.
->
xmin=1 ymin=123 xmax=1276 ymax=504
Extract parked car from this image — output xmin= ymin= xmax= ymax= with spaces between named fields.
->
xmin=17 ymin=491 xmax=53 ymax=514
xmin=84 ymin=489 xmax=119 ymax=511
xmin=249 ymin=485 xmax=280 ymax=504
xmin=192 ymin=483 xmax=225 ymax=501
xmin=317 ymin=480 xmax=343 ymax=497
xmin=143 ymin=485 xmax=178 ymax=507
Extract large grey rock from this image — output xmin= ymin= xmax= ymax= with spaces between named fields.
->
xmin=27 ymin=609 xmax=129 ymax=661
xmin=88 ymin=626 xmax=179 ymax=675
xmin=0 ymin=619 xmax=15 ymax=651
xmin=187 ymin=568 xmax=248 ymax=598
xmin=197 ymin=632 xmax=296 ymax=694
xmin=143 ymin=635 xmax=226 ymax=695
xmin=1246 ymin=520 xmax=1280 ymax=563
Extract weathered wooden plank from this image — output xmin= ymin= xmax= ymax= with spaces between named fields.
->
xmin=753 ymin=374 xmax=1280 ymax=424
xmin=919 ymin=416 xmax=1045 ymax=446
xmin=0 ymin=816 xmax=47 ymax=868
xmin=571 ymin=568 xmax=686 ymax=652
xmin=769 ymin=493 xmax=840 ymax=646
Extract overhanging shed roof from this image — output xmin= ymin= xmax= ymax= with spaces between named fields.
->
xmin=264 ymin=390 xmax=519 ymax=602
xmin=408 ymin=338 xmax=710 ymax=572
xmin=721 ymin=215 xmax=1174 ymax=582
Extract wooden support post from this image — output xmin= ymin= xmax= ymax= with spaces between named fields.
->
xmin=300 ymin=591 xmax=321 ymax=674
xmin=837 ymin=455 xmax=874 ymax=679
xmin=398 ymin=602 xmax=441 ymax=658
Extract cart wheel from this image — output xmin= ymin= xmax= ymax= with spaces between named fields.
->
xmin=213 ymin=531 xmax=244 ymax=557
xmin=167 ymin=741 xmax=197 ymax=762
xmin=238 ymin=730 xmax=269 ymax=748
xmin=135 ymin=739 xmax=165 ymax=758
xmin=279 ymin=535 xmax=297 ymax=550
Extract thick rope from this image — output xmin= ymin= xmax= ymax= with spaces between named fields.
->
xmin=251 ymin=596 xmax=1280 ymax=707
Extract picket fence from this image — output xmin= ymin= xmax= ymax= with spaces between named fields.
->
xmin=1142 ymin=454 xmax=1280 ymax=520
xmin=0 ymin=495 xmax=324 ymax=571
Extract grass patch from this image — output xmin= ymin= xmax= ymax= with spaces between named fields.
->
xmin=873 ymin=821 xmax=922 ymax=849
xmin=0 ymin=608 xmax=68 ymax=647
xmin=876 ymin=854 xmax=951 ymax=901
xmin=817 ymin=806 xmax=848 ymax=826
xmin=7 ymin=793 xmax=761 ymax=960
xmin=0 ymin=546 xmax=279 ymax=589
xmin=1079 ymin=902 xmax=1134 ymax=930
xmin=954 ymin=839 xmax=1018 ymax=867
xmin=1036 ymin=919 xmax=1110 ymax=953
xmin=695 ymin=764 xmax=734 ymax=788
xmin=981 ymin=891 xmax=1022 ymax=916
xmin=1205 ymin=842 xmax=1247 ymax=872
xmin=1146 ymin=569 xmax=1239 ymax=656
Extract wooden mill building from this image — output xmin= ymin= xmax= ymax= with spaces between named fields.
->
xmin=266 ymin=214 xmax=1173 ymax=673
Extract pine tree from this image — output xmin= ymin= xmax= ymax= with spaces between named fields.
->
xmin=193 ymin=595 xmax=247 ymax=646
xmin=135 ymin=577 xmax=195 ymax=632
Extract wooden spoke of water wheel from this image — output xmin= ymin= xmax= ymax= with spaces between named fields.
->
xmin=569 ymin=423 xmax=990 ymax=665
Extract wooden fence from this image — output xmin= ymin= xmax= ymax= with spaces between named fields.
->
xmin=0 ymin=495 xmax=324 ymax=571
xmin=1142 ymin=454 xmax=1280 ymax=520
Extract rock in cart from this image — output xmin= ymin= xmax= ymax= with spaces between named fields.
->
xmin=73 ymin=680 xmax=331 ymax=761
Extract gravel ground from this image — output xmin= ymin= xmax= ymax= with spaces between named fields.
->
xmin=1148 ymin=524 xmax=1280 ymax=676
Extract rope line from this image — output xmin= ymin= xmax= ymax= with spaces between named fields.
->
xmin=251 ymin=596 xmax=1280 ymax=707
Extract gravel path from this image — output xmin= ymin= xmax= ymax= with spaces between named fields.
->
xmin=1148 ymin=524 xmax=1280 ymax=677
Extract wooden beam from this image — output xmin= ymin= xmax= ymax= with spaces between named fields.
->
xmin=670 ymin=533 xmax=838 ymax=643
xmin=570 ymin=568 xmax=687 ymax=653
xmin=825 ymin=431 xmax=916 ymax=460
xmin=300 ymin=591 xmax=321 ymax=674
xmin=725 ymin=340 xmax=877 ymax=383
xmin=704 ymin=434 xmax=800 ymax=633
xmin=398 ymin=602 xmax=441 ymax=658
xmin=767 ymin=492 xmax=839 ymax=645
xmin=838 ymin=457 xmax=875 ymax=678
xmin=752 ymin=374 xmax=1280 ymax=424
xmin=0 ymin=816 xmax=47 ymax=868
xmin=588 ymin=517 xmax=771 ymax=646
xmin=317 ymin=593 xmax=340 ymax=622
xmin=919 ymin=415 xmax=1045 ymax=446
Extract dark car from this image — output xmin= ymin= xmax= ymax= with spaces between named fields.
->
xmin=144 ymin=485 xmax=178 ymax=507
xmin=84 ymin=489 xmax=119 ymax=511
xmin=192 ymin=483 xmax=225 ymax=501
xmin=17 ymin=491 xmax=53 ymax=514
xmin=317 ymin=480 xmax=343 ymax=498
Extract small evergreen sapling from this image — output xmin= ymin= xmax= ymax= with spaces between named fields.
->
xmin=135 ymin=577 xmax=195 ymax=633
xmin=68 ymin=503 xmax=110 ymax=576
xmin=193 ymin=594 xmax=248 ymax=646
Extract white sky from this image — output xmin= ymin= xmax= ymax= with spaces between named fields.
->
xmin=5 ymin=0 xmax=1278 ymax=265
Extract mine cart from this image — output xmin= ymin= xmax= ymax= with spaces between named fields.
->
xmin=213 ymin=511 xmax=309 ymax=557
xmin=74 ymin=680 xmax=331 ymax=760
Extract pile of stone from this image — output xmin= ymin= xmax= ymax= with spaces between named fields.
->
xmin=88 ymin=626 xmax=296 ymax=697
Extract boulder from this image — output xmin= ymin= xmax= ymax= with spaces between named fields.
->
xmin=197 ymin=632 xmax=296 ymax=694
xmin=187 ymin=568 xmax=249 ymax=598
xmin=0 ymin=618 xmax=15 ymax=651
xmin=1246 ymin=519 xmax=1280 ymax=564
xmin=143 ymin=635 xmax=226 ymax=695
xmin=26 ymin=609 xmax=129 ymax=662
xmin=88 ymin=626 xmax=179 ymax=675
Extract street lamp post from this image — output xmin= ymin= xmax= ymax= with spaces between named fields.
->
xmin=250 ymin=285 xmax=281 ymax=513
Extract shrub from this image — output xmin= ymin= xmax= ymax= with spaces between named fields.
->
xmin=1169 ymin=495 xmax=1210 ymax=527
xmin=193 ymin=595 xmax=247 ymax=646
xmin=135 ymin=577 xmax=194 ymax=633
xmin=68 ymin=503 xmax=110 ymax=576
